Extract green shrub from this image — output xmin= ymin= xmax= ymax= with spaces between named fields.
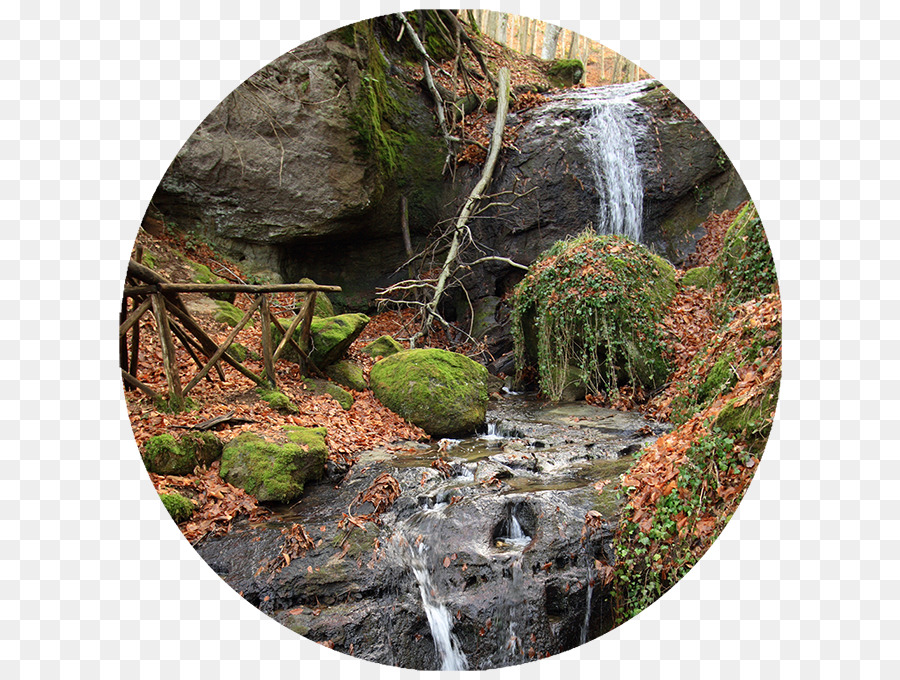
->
xmin=512 ymin=233 xmax=676 ymax=400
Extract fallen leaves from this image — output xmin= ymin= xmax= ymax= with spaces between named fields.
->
xmin=150 ymin=461 xmax=270 ymax=544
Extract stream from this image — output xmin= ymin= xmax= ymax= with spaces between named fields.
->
xmin=196 ymin=394 xmax=668 ymax=669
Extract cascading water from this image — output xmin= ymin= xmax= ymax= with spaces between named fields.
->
xmin=580 ymin=97 xmax=645 ymax=242
xmin=580 ymin=560 xmax=595 ymax=646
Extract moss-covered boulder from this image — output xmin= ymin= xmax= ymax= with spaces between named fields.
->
xmin=361 ymin=335 xmax=404 ymax=358
xmin=273 ymin=313 xmax=370 ymax=368
xmin=302 ymin=378 xmax=354 ymax=410
xmin=548 ymin=59 xmax=585 ymax=87
xmin=369 ymin=349 xmax=489 ymax=437
xmin=226 ymin=342 xmax=257 ymax=363
xmin=324 ymin=360 xmax=367 ymax=392
xmin=512 ymin=233 xmax=676 ymax=400
xmin=142 ymin=432 xmax=223 ymax=475
xmin=294 ymin=277 xmax=335 ymax=318
xmin=159 ymin=493 xmax=193 ymax=523
xmin=258 ymin=389 xmax=298 ymax=413
xmin=214 ymin=300 xmax=246 ymax=327
xmin=188 ymin=260 xmax=235 ymax=303
xmin=219 ymin=427 xmax=327 ymax=503
xmin=681 ymin=266 xmax=718 ymax=290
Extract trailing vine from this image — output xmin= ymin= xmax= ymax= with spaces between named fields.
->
xmin=511 ymin=232 xmax=676 ymax=401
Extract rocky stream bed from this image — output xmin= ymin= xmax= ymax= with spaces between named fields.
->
xmin=195 ymin=395 xmax=668 ymax=669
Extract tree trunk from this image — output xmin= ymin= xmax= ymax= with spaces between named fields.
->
xmin=541 ymin=23 xmax=562 ymax=60
xmin=566 ymin=30 xmax=578 ymax=58
xmin=526 ymin=20 xmax=538 ymax=55
xmin=518 ymin=17 xmax=530 ymax=52
xmin=495 ymin=12 xmax=508 ymax=45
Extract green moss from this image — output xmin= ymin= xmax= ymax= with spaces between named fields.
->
xmin=361 ymin=335 xmax=404 ymax=358
xmin=159 ymin=493 xmax=194 ymax=523
xmin=681 ymin=265 xmax=718 ymax=290
xmin=714 ymin=381 xmax=780 ymax=445
xmin=141 ymin=251 xmax=157 ymax=269
xmin=142 ymin=432 xmax=221 ymax=475
xmin=718 ymin=202 xmax=778 ymax=308
xmin=296 ymin=278 xmax=335 ymax=318
xmin=214 ymin=300 xmax=246 ymax=327
xmin=220 ymin=429 xmax=327 ymax=503
xmin=547 ymin=58 xmax=585 ymax=86
xmin=258 ymin=389 xmax=299 ymax=413
xmin=188 ymin=260 xmax=235 ymax=303
xmin=178 ymin=431 xmax=223 ymax=467
xmin=324 ymin=383 xmax=354 ymax=410
xmin=698 ymin=351 xmax=737 ymax=404
xmin=226 ymin=342 xmax=248 ymax=363
xmin=272 ymin=313 xmax=369 ymax=368
xmin=324 ymin=360 xmax=367 ymax=392
xmin=512 ymin=233 xmax=676 ymax=400
xmin=369 ymin=348 xmax=489 ymax=438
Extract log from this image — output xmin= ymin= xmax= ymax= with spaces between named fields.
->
xmin=170 ymin=411 xmax=255 ymax=431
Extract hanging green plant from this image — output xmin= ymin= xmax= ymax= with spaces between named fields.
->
xmin=511 ymin=232 xmax=676 ymax=401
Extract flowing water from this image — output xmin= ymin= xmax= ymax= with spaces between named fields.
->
xmin=581 ymin=96 xmax=645 ymax=241
xmin=199 ymin=394 xmax=668 ymax=669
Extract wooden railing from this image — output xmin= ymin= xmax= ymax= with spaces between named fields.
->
xmin=119 ymin=259 xmax=341 ymax=409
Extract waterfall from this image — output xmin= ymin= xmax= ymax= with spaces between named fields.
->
xmin=407 ymin=542 xmax=469 ymax=671
xmin=581 ymin=98 xmax=645 ymax=242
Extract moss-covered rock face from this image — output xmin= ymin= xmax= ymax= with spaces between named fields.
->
xmin=214 ymin=300 xmax=246 ymax=327
xmin=324 ymin=360 xmax=367 ymax=392
xmin=361 ymin=335 xmax=403 ymax=358
xmin=294 ymin=278 xmax=335 ymax=318
xmin=273 ymin=313 xmax=370 ymax=368
xmin=512 ymin=233 xmax=676 ymax=400
xmin=142 ymin=432 xmax=223 ymax=475
xmin=714 ymin=381 xmax=780 ymax=446
xmin=219 ymin=428 xmax=327 ymax=503
xmin=680 ymin=265 xmax=718 ymax=290
xmin=369 ymin=348 xmax=489 ymax=438
xmin=547 ymin=59 xmax=585 ymax=87
xmin=159 ymin=493 xmax=194 ymax=523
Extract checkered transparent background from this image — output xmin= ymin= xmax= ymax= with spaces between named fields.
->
xmin=2 ymin=0 xmax=897 ymax=677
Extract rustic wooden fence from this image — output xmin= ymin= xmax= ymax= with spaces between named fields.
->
xmin=119 ymin=258 xmax=341 ymax=409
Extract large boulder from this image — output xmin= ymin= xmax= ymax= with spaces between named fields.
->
xmin=219 ymin=427 xmax=327 ymax=503
xmin=142 ymin=432 xmax=223 ymax=475
xmin=513 ymin=234 xmax=676 ymax=401
xmin=274 ymin=313 xmax=370 ymax=368
xmin=150 ymin=25 xmax=450 ymax=304
xmin=369 ymin=349 xmax=489 ymax=438
xmin=324 ymin=360 xmax=367 ymax=392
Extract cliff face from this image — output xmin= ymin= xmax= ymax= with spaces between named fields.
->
xmin=152 ymin=32 xmax=746 ymax=311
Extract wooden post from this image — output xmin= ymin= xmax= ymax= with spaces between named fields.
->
xmin=129 ymin=246 xmax=143 ymax=381
xmin=272 ymin=299 xmax=310 ymax=365
xmin=299 ymin=291 xmax=317 ymax=355
xmin=121 ymin=369 xmax=161 ymax=400
xmin=119 ymin=295 xmax=130 ymax=378
xmin=151 ymin=292 xmax=183 ymax=408
xmin=259 ymin=294 xmax=276 ymax=387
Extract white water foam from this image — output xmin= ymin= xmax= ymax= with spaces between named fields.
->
xmin=581 ymin=98 xmax=645 ymax=241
